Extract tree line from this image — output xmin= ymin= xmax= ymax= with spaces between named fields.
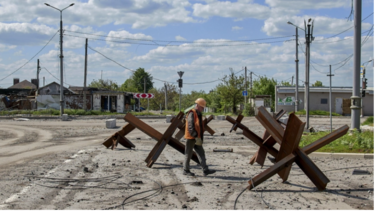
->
xmin=89 ymin=68 xmax=324 ymax=114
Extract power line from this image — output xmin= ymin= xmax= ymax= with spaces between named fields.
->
xmin=65 ymin=33 xmax=294 ymax=47
xmin=0 ymin=30 xmax=59 ymax=83
xmin=64 ymin=29 xmax=294 ymax=44
xmin=314 ymin=12 xmax=373 ymax=41
xmin=42 ymin=66 xmax=73 ymax=87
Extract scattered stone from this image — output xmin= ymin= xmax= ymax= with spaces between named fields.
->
xmin=131 ymin=180 xmax=143 ymax=184
xmin=220 ymin=133 xmax=225 ymax=136
xmin=182 ymin=204 xmax=187 ymax=209
xmin=190 ymin=182 xmax=203 ymax=186
xmin=127 ymin=160 xmax=131 ymax=162
xmin=83 ymin=167 xmax=89 ymax=172
xmin=187 ymin=197 xmax=199 ymax=202
xmin=112 ymin=163 xmax=115 ymax=166
xmin=171 ymin=191 xmax=175 ymax=194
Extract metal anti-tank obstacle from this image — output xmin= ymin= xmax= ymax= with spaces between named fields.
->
xmin=226 ymin=106 xmax=349 ymax=191
xmin=103 ymin=112 xmax=215 ymax=168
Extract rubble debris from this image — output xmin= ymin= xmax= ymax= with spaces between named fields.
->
xmin=352 ymin=169 xmax=371 ymax=175
xmin=13 ymin=118 xmax=29 ymax=121
xmin=190 ymin=182 xmax=203 ymax=186
xmin=213 ymin=148 xmax=233 ymax=152
xmin=187 ymin=197 xmax=199 ymax=202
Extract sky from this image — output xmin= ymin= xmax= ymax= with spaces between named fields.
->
xmin=0 ymin=0 xmax=373 ymax=94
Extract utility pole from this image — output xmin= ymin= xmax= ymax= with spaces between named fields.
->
xmin=351 ymin=0 xmax=362 ymax=131
xmin=291 ymin=76 xmax=294 ymax=86
xmin=37 ymin=59 xmax=41 ymax=90
xmin=45 ymin=3 xmax=74 ymax=116
xmin=43 ymin=77 xmax=45 ymax=86
xmin=83 ymin=38 xmax=88 ymax=111
xmin=304 ymin=19 xmax=314 ymax=130
xmin=287 ymin=21 xmax=301 ymax=113
xmin=164 ymin=83 xmax=168 ymax=110
xmin=101 ymin=70 xmax=103 ymax=80
xmin=295 ymin=26 xmax=299 ymax=113
xmin=327 ymin=65 xmax=334 ymax=132
xmin=245 ymin=66 xmax=247 ymax=106
xmin=250 ymin=71 xmax=253 ymax=98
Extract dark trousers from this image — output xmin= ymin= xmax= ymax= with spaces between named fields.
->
xmin=183 ymin=139 xmax=208 ymax=171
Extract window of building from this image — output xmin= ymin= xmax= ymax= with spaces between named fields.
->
xmin=321 ymin=98 xmax=328 ymax=104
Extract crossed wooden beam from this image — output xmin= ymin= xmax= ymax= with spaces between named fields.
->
xmin=226 ymin=106 xmax=349 ymax=191
xmin=103 ymin=112 xmax=215 ymax=168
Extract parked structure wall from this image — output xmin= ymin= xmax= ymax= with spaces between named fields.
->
xmin=275 ymin=86 xmax=373 ymax=116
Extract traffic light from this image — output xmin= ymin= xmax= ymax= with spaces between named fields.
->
xmin=363 ymin=78 xmax=368 ymax=89
xmin=362 ymin=90 xmax=366 ymax=97
xmin=177 ymin=79 xmax=183 ymax=88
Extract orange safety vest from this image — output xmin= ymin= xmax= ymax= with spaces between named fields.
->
xmin=184 ymin=109 xmax=204 ymax=139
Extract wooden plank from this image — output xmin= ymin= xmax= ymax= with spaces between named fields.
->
xmin=248 ymin=154 xmax=296 ymax=190
xmin=294 ymin=149 xmax=330 ymax=191
xmin=302 ymin=125 xmax=349 ymax=154
xmin=276 ymin=113 xmax=305 ymax=181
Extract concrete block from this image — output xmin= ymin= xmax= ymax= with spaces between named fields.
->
xmin=106 ymin=119 xmax=116 ymax=128
xmin=279 ymin=116 xmax=288 ymax=125
xmin=61 ymin=114 xmax=69 ymax=121
xmin=166 ymin=115 xmax=174 ymax=123
xmin=217 ymin=115 xmax=225 ymax=120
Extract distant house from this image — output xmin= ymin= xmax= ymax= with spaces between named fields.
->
xmin=275 ymin=86 xmax=374 ymax=116
xmin=8 ymin=79 xmax=37 ymax=90
xmin=36 ymin=82 xmax=93 ymax=110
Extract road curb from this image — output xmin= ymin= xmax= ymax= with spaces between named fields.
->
xmin=309 ymin=152 xmax=373 ymax=159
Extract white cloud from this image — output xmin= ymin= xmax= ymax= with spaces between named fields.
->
xmin=262 ymin=15 xmax=373 ymax=37
xmin=175 ymin=35 xmax=186 ymax=41
xmin=0 ymin=43 xmax=17 ymax=52
xmin=0 ymin=23 xmax=57 ymax=46
xmin=192 ymin=0 xmax=271 ymax=20
xmin=232 ymin=26 xmax=243 ymax=31
xmin=265 ymin=0 xmax=350 ymax=10
xmin=105 ymin=30 xmax=153 ymax=48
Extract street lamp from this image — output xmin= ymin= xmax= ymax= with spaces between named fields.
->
xmin=287 ymin=21 xmax=305 ymax=113
xmin=45 ymin=3 xmax=74 ymax=116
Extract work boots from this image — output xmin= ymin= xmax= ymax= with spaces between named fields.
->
xmin=203 ymin=169 xmax=216 ymax=176
xmin=183 ymin=170 xmax=195 ymax=176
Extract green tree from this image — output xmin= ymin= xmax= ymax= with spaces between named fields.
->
xmin=88 ymin=79 xmax=119 ymax=91
xmin=312 ymin=80 xmax=323 ymax=87
xmin=180 ymin=90 xmax=207 ymax=111
xmin=119 ymin=78 xmax=138 ymax=92
xmin=216 ymin=70 xmax=244 ymax=114
xmin=280 ymin=81 xmax=292 ymax=86
xmin=252 ymin=76 xmax=277 ymax=111
xmin=147 ymin=83 xmax=179 ymax=111
xmin=131 ymin=68 xmax=153 ymax=93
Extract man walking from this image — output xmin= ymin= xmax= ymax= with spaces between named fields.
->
xmin=183 ymin=98 xmax=216 ymax=177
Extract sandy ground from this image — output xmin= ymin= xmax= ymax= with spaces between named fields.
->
xmin=0 ymin=115 xmax=373 ymax=210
